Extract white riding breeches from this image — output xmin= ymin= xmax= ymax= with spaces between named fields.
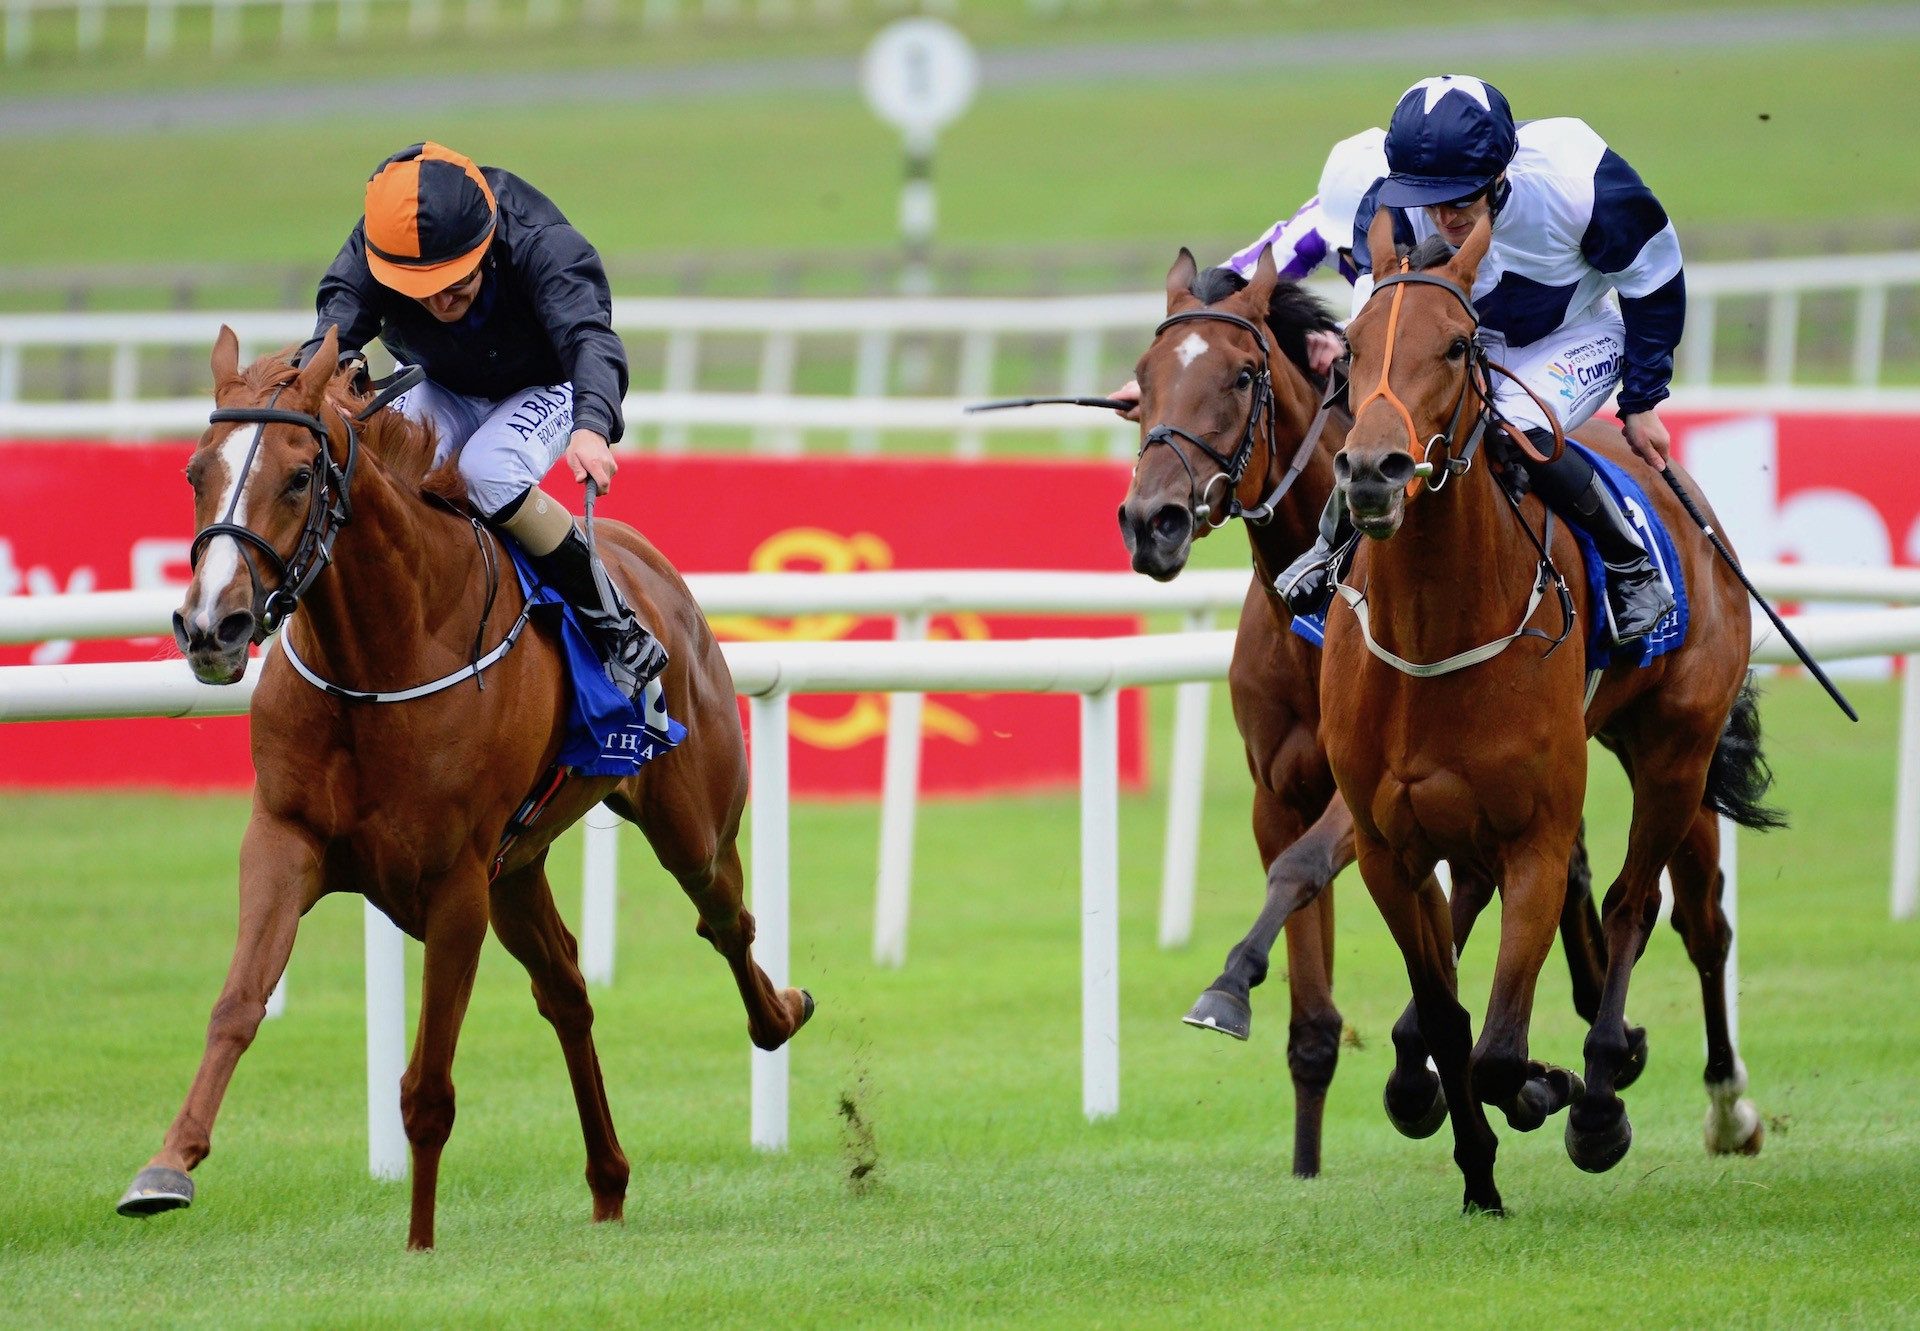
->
xmin=392 ymin=378 xmax=574 ymax=518
xmin=1479 ymin=301 xmax=1627 ymax=436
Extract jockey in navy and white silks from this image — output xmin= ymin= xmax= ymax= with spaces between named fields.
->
xmin=1278 ymin=75 xmax=1680 ymax=642
xmin=298 ymin=142 xmax=664 ymax=696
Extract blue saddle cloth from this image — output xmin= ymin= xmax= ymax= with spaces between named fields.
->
xmin=504 ymin=543 xmax=687 ymax=778
xmin=1288 ymin=440 xmax=1689 ymax=671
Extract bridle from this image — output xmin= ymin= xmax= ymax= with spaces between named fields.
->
xmin=1354 ymin=260 xmax=1565 ymax=497
xmin=189 ymin=383 xmax=363 ymax=641
xmin=1138 ymin=308 xmax=1332 ymax=530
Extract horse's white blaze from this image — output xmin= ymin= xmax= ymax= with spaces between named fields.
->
xmin=191 ymin=423 xmax=257 ymax=626
xmin=1176 ymin=332 xmax=1210 ymax=368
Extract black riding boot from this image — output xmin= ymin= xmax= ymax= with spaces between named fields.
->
xmin=1521 ymin=430 xmax=1674 ymax=644
xmin=1275 ymin=489 xmax=1355 ymax=617
xmin=529 ymin=527 xmax=669 ymax=698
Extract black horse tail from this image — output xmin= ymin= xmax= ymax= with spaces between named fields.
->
xmin=1702 ymin=673 xmax=1788 ymax=832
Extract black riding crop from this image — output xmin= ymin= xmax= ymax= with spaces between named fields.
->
xmin=1660 ymin=466 xmax=1858 ymax=723
xmin=965 ymin=396 xmax=1135 ymax=414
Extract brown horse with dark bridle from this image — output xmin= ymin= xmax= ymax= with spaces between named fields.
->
xmin=1116 ymin=247 xmax=1629 ymax=1177
xmin=116 ymin=328 xmax=812 ymax=1249
xmin=1321 ymin=210 xmax=1776 ymax=1213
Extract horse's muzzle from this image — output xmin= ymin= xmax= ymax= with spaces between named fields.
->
xmin=1117 ymin=500 xmax=1194 ymax=581
xmin=174 ymin=606 xmax=257 ymax=685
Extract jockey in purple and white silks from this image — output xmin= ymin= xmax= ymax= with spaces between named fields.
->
xmin=1278 ymin=75 xmax=1681 ymax=643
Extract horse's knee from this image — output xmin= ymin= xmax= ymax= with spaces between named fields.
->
xmin=1287 ymin=1010 xmax=1343 ymax=1093
xmin=205 ymin=992 xmax=267 ymax=1054
xmin=1583 ymin=1022 xmax=1632 ymax=1076
xmin=399 ymin=1076 xmax=456 ymax=1151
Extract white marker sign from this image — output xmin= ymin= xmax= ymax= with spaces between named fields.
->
xmin=861 ymin=17 xmax=979 ymax=147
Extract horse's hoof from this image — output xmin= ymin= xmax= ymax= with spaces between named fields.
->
xmin=800 ymin=989 xmax=816 ymax=1023
xmin=117 ymin=1165 xmax=193 ymax=1217
xmin=1566 ymin=1103 xmax=1633 ymax=1174
xmin=1505 ymin=1067 xmax=1584 ymax=1132
xmin=1181 ymin=989 xmax=1251 ymax=1042
xmin=1616 ymin=1026 xmax=1650 ymax=1091
xmin=1462 ymin=1191 xmax=1505 ymax=1218
xmin=1384 ymin=1074 xmax=1448 ymax=1139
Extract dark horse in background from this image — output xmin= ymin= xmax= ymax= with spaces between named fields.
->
xmin=1319 ymin=211 xmax=1773 ymax=1212
xmin=1116 ymin=248 xmax=1634 ymax=1177
xmin=117 ymin=329 xmax=813 ymax=1249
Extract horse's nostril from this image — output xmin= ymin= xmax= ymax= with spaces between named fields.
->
xmin=1333 ymin=453 xmax=1353 ymax=485
xmin=1151 ymin=506 xmax=1190 ymax=543
xmin=1380 ymin=452 xmax=1417 ymax=485
xmin=171 ymin=611 xmax=192 ymax=654
xmin=215 ymin=609 xmax=257 ymax=649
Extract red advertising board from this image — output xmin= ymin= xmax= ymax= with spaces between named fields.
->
xmin=0 ymin=446 xmax=1146 ymax=795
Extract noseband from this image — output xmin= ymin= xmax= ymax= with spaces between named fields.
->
xmin=187 ymin=367 xmax=418 ymax=639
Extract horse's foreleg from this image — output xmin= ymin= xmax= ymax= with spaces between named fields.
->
xmin=1666 ymin=810 xmax=1763 ymax=1156
xmin=1471 ymin=838 xmax=1584 ymax=1135
xmin=1185 ymin=791 xmax=1349 ymax=1042
xmin=1561 ymin=823 xmax=1651 ymax=1088
xmin=1383 ymin=862 xmax=1493 ymax=1139
xmin=117 ymin=813 xmax=320 ymax=1218
xmin=1358 ymin=839 xmax=1501 ymax=1215
xmin=488 ymin=856 xmax=632 ymax=1223
xmin=401 ymin=876 xmax=488 ymax=1251
xmin=681 ymin=838 xmax=812 ymax=1052
xmin=1282 ymin=890 xmax=1341 ymax=1178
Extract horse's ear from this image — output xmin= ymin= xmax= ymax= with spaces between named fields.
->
xmin=210 ymin=325 xmax=241 ymax=392
xmin=1449 ymin=213 xmax=1493 ymax=287
xmin=295 ymin=326 xmax=340 ymax=405
xmin=1165 ymin=247 xmax=1199 ymax=312
xmin=1367 ymin=207 xmax=1399 ymax=282
xmin=1243 ymin=243 xmax=1279 ymax=308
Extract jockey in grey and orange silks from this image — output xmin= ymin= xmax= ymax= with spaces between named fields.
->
xmin=1277 ymin=76 xmax=1682 ymax=644
xmin=298 ymin=141 xmax=665 ymax=696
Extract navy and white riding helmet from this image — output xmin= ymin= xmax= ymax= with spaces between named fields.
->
xmin=1377 ymin=75 xmax=1517 ymax=209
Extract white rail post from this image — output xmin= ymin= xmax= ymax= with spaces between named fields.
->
xmin=581 ymin=802 xmax=620 ymax=985
xmin=954 ymin=329 xmax=995 ymax=460
xmin=5 ymin=1 xmax=30 ymax=64
xmin=640 ymin=0 xmax=676 ymax=28
xmin=1764 ymin=290 xmax=1800 ymax=388
xmin=279 ymin=0 xmax=311 ymax=45
xmin=749 ymin=692 xmax=791 ymax=1150
xmin=264 ymin=971 xmax=287 ymax=1019
xmin=364 ymin=901 xmax=408 ymax=1180
xmin=337 ymin=0 xmax=368 ymax=40
xmin=1853 ymin=285 xmax=1888 ymax=388
xmin=0 ymin=343 xmax=21 ymax=403
xmin=77 ymin=0 xmax=106 ymax=53
xmin=755 ymin=330 xmax=800 ymax=454
xmin=1680 ymin=294 xmax=1716 ymax=387
xmin=1893 ymin=656 xmax=1920 ymax=920
xmin=872 ymin=611 xmax=927 ymax=967
xmin=659 ymin=329 xmax=698 ymax=453
xmin=145 ymin=0 xmax=176 ymax=57
xmin=210 ymin=0 xmax=240 ymax=54
xmin=849 ymin=328 xmax=892 ymax=456
xmin=1720 ymin=814 xmax=1739 ymax=1050
xmin=1080 ymin=687 xmax=1121 ymax=1121
xmin=407 ymin=0 xmax=440 ymax=35
xmin=1063 ymin=326 xmax=1102 ymax=455
xmin=1157 ymin=609 xmax=1210 ymax=949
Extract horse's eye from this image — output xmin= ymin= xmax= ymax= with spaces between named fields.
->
xmin=287 ymin=468 xmax=312 ymax=496
xmin=1446 ymin=338 xmax=1469 ymax=362
xmin=1235 ymin=368 xmax=1254 ymax=389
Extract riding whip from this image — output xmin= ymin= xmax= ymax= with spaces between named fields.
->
xmin=1660 ymin=466 xmax=1858 ymax=723
xmin=965 ymin=396 xmax=1136 ymax=414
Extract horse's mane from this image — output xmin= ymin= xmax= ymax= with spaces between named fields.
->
xmin=1403 ymin=234 xmax=1458 ymax=272
xmin=234 ymin=348 xmax=454 ymax=501
xmin=1188 ymin=266 xmax=1339 ymax=381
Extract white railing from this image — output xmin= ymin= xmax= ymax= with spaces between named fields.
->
xmin=4 ymin=609 xmax=1919 ymax=1178
xmin=9 ymin=562 xmax=1920 ymax=962
xmin=3 ymin=255 xmax=1915 ymax=449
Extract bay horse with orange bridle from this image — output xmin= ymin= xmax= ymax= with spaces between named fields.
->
xmin=1321 ymin=210 xmax=1777 ymax=1213
xmin=1117 ymin=246 xmax=1630 ymax=1176
xmin=116 ymin=328 xmax=812 ymax=1249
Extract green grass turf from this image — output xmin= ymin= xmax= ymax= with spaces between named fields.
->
xmin=3 ymin=37 xmax=1915 ymax=272
xmin=0 ymin=0 xmax=1876 ymax=100
xmin=1 ymin=673 xmax=1916 ymax=1326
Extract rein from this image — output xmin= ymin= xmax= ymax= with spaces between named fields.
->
xmin=1139 ymin=308 xmax=1332 ymax=529
xmin=1334 ymin=261 xmax=1577 ymax=677
xmin=188 ymin=364 xmax=531 ymax=702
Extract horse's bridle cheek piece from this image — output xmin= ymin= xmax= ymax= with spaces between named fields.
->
xmin=188 ymin=386 xmax=360 ymax=642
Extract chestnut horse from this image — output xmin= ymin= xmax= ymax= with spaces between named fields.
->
xmin=1116 ymin=247 xmax=1625 ymax=1176
xmin=1322 ymin=210 xmax=1777 ymax=1213
xmin=116 ymin=328 xmax=812 ymax=1249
